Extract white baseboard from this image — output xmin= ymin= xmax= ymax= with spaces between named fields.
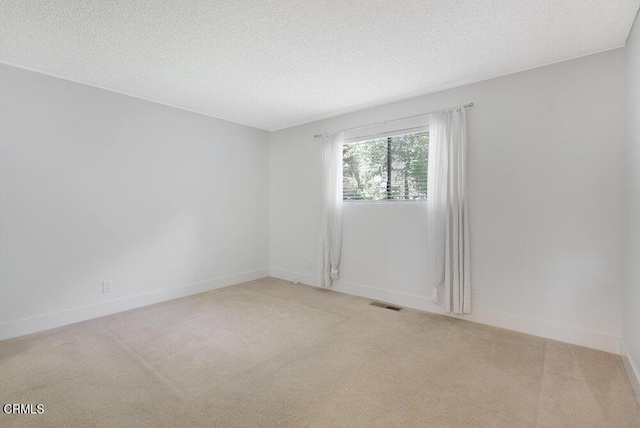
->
xmin=0 ymin=268 xmax=270 ymax=341
xmin=269 ymin=268 xmax=620 ymax=354
xmin=269 ymin=268 xmax=316 ymax=287
xmin=620 ymin=340 xmax=640 ymax=404
xmin=2 ymin=266 xmax=622 ymax=357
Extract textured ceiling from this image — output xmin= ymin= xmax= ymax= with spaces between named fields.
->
xmin=1 ymin=1 xmax=638 ymax=131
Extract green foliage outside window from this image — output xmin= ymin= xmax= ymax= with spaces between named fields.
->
xmin=343 ymin=131 xmax=428 ymax=200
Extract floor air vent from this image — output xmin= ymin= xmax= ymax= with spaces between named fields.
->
xmin=370 ymin=301 xmax=402 ymax=311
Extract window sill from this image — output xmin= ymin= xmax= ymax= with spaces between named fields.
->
xmin=343 ymin=200 xmax=427 ymax=205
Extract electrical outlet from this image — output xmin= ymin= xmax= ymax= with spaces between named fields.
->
xmin=472 ymin=287 xmax=478 ymax=298
xmin=102 ymin=281 xmax=113 ymax=294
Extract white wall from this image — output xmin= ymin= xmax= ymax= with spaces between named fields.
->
xmin=270 ymin=49 xmax=626 ymax=353
xmin=0 ymin=63 xmax=270 ymax=339
xmin=623 ymin=16 xmax=640 ymax=396
xmin=0 ymin=47 xmax=629 ymax=356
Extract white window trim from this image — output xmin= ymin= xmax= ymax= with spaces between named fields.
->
xmin=344 ymin=125 xmax=429 ymax=144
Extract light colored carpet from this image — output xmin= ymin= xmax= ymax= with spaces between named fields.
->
xmin=1 ymin=277 xmax=638 ymax=427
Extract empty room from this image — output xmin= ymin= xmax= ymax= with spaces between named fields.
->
xmin=1 ymin=1 xmax=640 ymax=427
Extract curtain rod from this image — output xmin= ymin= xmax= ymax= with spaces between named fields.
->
xmin=314 ymin=102 xmax=473 ymax=138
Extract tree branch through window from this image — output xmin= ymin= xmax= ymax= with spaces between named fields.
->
xmin=343 ymin=130 xmax=428 ymax=201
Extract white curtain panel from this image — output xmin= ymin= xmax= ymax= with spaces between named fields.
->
xmin=318 ymin=132 xmax=344 ymax=287
xmin=427 ymin=107 xmax=471 ymax=314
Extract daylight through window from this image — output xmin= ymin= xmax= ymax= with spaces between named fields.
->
xmin=343 ymin=130 xmax=428 ymax=201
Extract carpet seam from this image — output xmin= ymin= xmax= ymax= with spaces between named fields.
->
xmin=100 ymin=325 xmax=188 ymax=400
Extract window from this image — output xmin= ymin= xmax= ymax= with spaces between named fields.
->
xmin=342 ymin=129 xmax=428 ymax=201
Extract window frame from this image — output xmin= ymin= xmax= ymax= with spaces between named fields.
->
xmin=342 ymin=125 xmax=429 ymax=204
